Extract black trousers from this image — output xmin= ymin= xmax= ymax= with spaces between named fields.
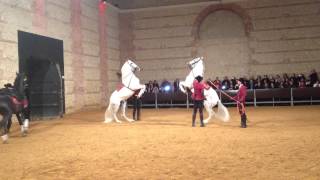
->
xmin=192 ymin=100 xmax=204 ymax=126
xmin=133 ymin=97 xmax=141 ymax=120
xmin=238 ymin=103 xmax=247 ymax=128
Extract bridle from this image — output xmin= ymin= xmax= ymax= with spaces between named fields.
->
xmin=122 ymin=61 xmax=139 ymax=92
xmin=189 ymin=58 xmax=201 ymax=78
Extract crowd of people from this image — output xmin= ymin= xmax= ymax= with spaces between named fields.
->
xmin=144 ymin=70 xmax=319 ymax=93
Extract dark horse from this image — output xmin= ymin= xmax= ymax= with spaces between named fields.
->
xmin=0 ymin=73 xmax=29 ymax=143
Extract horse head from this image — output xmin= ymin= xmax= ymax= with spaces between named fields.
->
xmin=187 ymin=57 xmax=203 ymax=70
xmin=121 ymin=60 xmax=143 ymax=90
xmin=127 ymin=59 xmax=141 ymax=73
xmin=187 ymin=57 xmax=204 ymax=80
xmin=121 ymin=60 xmax=140 ymax=78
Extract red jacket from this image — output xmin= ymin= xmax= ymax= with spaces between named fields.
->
xmin=192 ymin=80 xmax=207 ymax=100
xmin=234 ymin=84 xmax=247 ymax=103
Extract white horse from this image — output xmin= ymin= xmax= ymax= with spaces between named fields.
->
xmin=179 ymin=57 xmax=230 ymax=123
xmin=104 ymin=60 xmax=146 ymax=123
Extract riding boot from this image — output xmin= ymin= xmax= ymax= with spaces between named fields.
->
xmin=200 ymin=120 xmax=205 ymax=127
xmin=192 ymin=109 xmax=196 ymax=127
xmin=132 ymin=108 xmax=136 ymax=120
xmin=136 ymin=106 xmax=140 ymax=121
xmin=6 ymin=118 xmax=12 ymax=133
xmin=192 ymin=119 xmax=195 ymax=127
xmin=241 ymin=114 xmax=247 ymax=128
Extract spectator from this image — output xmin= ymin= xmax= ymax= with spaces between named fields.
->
xmin=289 ymin=79 xmax=295 ymax=88
xmin=153 ymin=80 xmax=159 ymax=90
xmin=221 ymin=76 xmax=231 ymax=90
xmin=173 ymin=79 xmax=180 ymax=92
xmin=282 ymin=78 xmax=290 ymax=88
xmin=262 ymin=75 xmax=270 ymax=85
xmin=243 ymin=76 xmax=250 ymax=89
xmin=249 ymin=76 xmax=255 ymax=90
xmin=213 ymin=77 xmax=221 ymax=89
xmin=290 ymin=73 xmax=299 ymax=88
xmin=230 ymin=76 xmax=237 ymax=89
xmin=146 ymin=81 xmax=153 ymax=93
xmin=270 ymin=78 xmax=275 ymax=89
xmin=262 ymin=79 xmax=270 ymax=89
xmin=274 ymin=75 xmax=281 ymax=88
xmin=152 ymin=84 xmax=159 ymax=94
xmin=298 ymin=79 xmax=306 ymax=88
xmin=254 ymin=79 xmax=262 ymax=89
xmin=309 ymin=69 xmax=319 ymax=86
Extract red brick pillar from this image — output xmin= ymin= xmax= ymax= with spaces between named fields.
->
xmin=33 ymin=0 xmax=47 ymax=34
xmin=99 ymin=2 xmax=108 ymax=106
xmin=71 ymin=0 xmax=85 ymax=110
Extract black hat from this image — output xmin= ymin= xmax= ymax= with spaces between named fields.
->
xmin=195 ymin=75 xmax=203 ymax=82
xmin=237 ymin=78 xmax=244 ymax=84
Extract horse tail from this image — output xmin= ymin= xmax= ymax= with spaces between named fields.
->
xmin=104 ymin=101 xmax=113 ymax=123
xmin=216 ymin=100 xmax=230 ymax=122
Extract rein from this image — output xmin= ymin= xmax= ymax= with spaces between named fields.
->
xmin=190 ymin=59 xmax=201 ymax=79
xmin=122 ymin=62 xmax=137 ymax=92
xmin=124 ymin=73 xmax=135 ymax=92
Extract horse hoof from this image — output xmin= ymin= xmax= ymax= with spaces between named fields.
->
xmin=21 ymin=132 xmax=27 ymax=137
xmin=1 ymin=134 xmax=8 ymax=144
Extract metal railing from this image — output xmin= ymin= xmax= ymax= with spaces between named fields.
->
xmin=127 ymin=88 xmax=320 ymax=108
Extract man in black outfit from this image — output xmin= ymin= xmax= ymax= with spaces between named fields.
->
xmin=132 ymin=94 xmax=141 ymax=121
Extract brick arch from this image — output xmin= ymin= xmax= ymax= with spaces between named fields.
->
xmin=192 ymin=3 xmax=253 ymax=41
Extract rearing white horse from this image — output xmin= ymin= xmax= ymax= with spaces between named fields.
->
xmin=104 ymin=60 xmax=146 ymax=123
xmin=179 ymin=57 xmax=230 ymax=123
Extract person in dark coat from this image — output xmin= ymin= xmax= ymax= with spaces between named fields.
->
xmin=234 ymin=79 xmax=248 ymax=128
xmin=132 ymin=93 xmax=141 ymax=121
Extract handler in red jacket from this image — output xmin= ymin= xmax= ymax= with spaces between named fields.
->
xmin=234 ymin=79 xmax=248 ymax=128
xmin=192 ymin=76 xmax=208 ymax=127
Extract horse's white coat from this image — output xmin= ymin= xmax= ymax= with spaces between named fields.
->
xmin=104 ymin=60 xmax=146 ymax=123
xmin=179 ymin=57 xmax=230 ymax=123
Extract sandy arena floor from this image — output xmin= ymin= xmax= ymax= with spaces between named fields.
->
xmin=0 ymin=106 xmax=320 ymax=179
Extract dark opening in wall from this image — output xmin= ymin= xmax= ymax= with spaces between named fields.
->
xmin=18 ymin=31 xmax=65 ymax=119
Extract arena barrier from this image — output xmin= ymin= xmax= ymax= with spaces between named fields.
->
xmin=127 ymin=88 xmax=320 ymax=108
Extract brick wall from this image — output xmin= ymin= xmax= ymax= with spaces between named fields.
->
xmin=0 ymin=0 xmax=120 ymax=113
xmin=122 ymin=0 xmax=320 ymax=82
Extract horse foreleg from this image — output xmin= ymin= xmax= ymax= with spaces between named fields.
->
xmin=121 ymin=101 xmax=135 ymax=123
xmin=203 ymin=101 xmax=214 ymax=124
xmin=16 ymin=113 xmax=27 ymax=136
xmin=179 ymin=82 xmax=187 ymax=94
xmin=22 ymin=107 xmax=29 ymax=132
xmin=137 ymin=85 xmax=146 ymax=98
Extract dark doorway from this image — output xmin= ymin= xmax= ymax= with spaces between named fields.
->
xmin=18 ymin=31 xmax=65 ymax=119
